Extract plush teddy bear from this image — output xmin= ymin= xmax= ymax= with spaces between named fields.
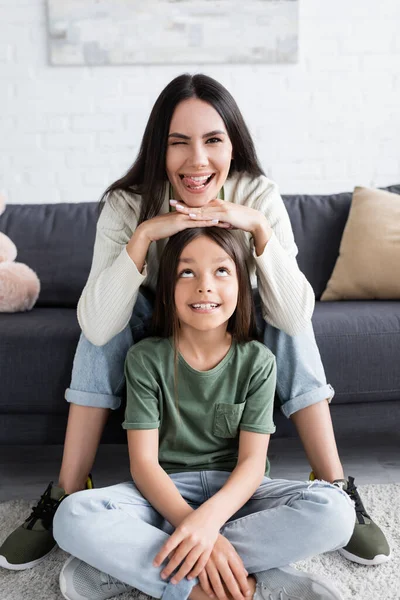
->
xmin=0 ymin=194 xmax=40 ymax=312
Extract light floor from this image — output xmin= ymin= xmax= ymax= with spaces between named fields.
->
xmin=1 ymin=434 xmax=399 ymax=503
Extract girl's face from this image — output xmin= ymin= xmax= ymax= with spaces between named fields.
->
xmin=175 ymin=235 xmax=239 ymax=335
xmin=166 ymin=98 xmax=233 ymax=208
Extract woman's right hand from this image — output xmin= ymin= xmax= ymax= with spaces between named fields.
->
xmin=138 ymin=208 xmax=231 ymax=243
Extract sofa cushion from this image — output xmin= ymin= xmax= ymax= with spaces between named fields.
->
xmin=282 ymin=192 xmax=352 ymax=300
xmin=313 ymin=300 xmax=400 ymax=404
xmin=0 ymin=308 xmax=80 ymax=414
xmin=282 ymin=184 xmax=400 ymax=300
xmin=0 ymin=203 xmax=98 ymax=307
xmin=321 ymin=186 xmax=400 ymax=300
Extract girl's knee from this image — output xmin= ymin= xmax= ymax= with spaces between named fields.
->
xmin=306 ymin=484 xmax=355 ymax=549
xmin=53 ymin=489 xmax=96 ymax=547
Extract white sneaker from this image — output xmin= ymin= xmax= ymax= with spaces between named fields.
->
xmin=253 ymin=565 xmax=343 ymax=600
xmin=59 ymin=555 xmax=133 ymax=600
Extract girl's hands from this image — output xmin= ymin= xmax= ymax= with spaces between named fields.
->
xmin=170 ymin=198 xmax=270 ymax=238
xmin=138 ymin=207 xmax=231 ymax=244
xmin=197 ymin=535 xmax=251 ymax=600
xmin=153 ymin=508 xmax=250 ymax=600
xmin=153 ymin=508 xmax=221 ymax=586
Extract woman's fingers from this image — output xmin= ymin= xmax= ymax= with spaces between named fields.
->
xmin=185 ymin=219 xmax=231 ymax=229
xmin=170 ymin=200 xmax=231 ymax=228
xmin=170 ymin=198 xmax=261 ymax=234
xmin=171 ymin=199 xmax=224 ymax=221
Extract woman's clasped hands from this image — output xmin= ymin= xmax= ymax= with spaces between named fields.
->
xmin=170 ymin=198 xmax=266 ymax=236
xmin=153 ymin=507 xmax=251 ymax=600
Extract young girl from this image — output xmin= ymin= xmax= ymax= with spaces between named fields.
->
xmin=53 ymin=228 xmax=355 ymax=600
xmin=0 ymin=73 xmax=389 ymax=572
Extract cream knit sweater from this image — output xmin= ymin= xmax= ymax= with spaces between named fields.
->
xmin=78 ymin=172 xmax=315 ymax=345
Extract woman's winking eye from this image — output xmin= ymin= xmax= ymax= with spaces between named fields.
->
xmin=169 ymin=137 xmax=223 ymax=146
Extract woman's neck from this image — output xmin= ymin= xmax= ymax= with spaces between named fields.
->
xmin=177 ymin=327 xmax=232 ymax=372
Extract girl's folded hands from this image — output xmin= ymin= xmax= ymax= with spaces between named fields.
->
xmin=153 ymin=506 xmax=220 ymax=582
xmin=153 ymin=507 xmax=251 ymax=600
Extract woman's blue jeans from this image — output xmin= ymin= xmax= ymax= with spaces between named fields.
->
xmin=53 ymin=472 xmax=355 ymax=600
xmin=65 ymin=290 xmax=334 ymax=418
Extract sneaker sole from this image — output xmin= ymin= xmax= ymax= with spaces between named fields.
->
xmin=0 ymin=544 xmax=57 ymax=570
xmin=59 ymin=555 xmax=83 ymax=600
xmin=338 ymin=547 xmax=391 ymax=566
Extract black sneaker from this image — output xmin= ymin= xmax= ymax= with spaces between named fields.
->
xmin=0 ymin=475 xmax=94 ymax=570
xmin=334 ymin=476 xmax=391 ymax=565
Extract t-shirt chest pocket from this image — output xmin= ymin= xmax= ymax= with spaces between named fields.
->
xmin=213 ymin=402 xmax=246 ymax=438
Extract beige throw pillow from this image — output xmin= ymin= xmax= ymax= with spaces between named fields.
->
xmin=321 ymin=186 xmax=400 ymax=301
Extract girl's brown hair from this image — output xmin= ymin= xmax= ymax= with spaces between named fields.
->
xmin=151 ymin=227 xmax=259 ymax=344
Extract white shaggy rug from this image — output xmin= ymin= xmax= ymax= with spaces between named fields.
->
xmin=0 ymin=484 xmax=399 ymax=600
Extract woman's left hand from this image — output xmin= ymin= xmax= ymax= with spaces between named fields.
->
xmin=153 ymin=507 xmax=221 ymax=584
xmin=170 ymin=199 xmax=271 ymax=238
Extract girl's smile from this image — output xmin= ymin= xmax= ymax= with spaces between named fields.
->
xmin=189 ymin=302 xmax=220 ymax=313
xmin=166 ymin=98 xmax=233 ymax=208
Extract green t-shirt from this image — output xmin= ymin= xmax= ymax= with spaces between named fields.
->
xmin=123 ymin=337 xmax=276 ymax=476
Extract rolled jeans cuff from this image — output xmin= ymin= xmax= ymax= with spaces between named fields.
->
xmin=162 ymin=577 xmax=197 ymax=600
xmin=280 ymin=383 xmax=335 ymax=419
xmin=65 ymin=388 xmax=122 ymax=410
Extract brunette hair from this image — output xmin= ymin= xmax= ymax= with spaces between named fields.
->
xmin=100 ymin=73 xmax=264 ymax=220
xmin=151 ymin=227 xmax=259 ymax=344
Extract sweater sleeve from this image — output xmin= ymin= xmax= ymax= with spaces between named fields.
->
xmin=77 ymin=192 xmax=147 ymax=346
xmin=251 ymin=179 xmax=315 ymax=336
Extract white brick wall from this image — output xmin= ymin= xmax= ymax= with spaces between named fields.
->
xmin=1 ymin=0 xmax=400 ymax=204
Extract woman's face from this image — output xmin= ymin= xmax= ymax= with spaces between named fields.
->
xmin=166 ymin=98 xmax=233 ymax=208
xmin=174 ymin=235 xmax=238 ymax=335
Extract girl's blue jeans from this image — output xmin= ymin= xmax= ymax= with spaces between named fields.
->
xmin=65 ymin=290 xmax=334 ymax=418
xmin=53 ymin=471 xmax=355 ymax=600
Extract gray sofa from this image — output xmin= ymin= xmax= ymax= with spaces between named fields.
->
xmin=1 ymin=185 xmax=400 ymax=445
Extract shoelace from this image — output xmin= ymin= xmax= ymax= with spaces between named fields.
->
xmin=25 ymin=482 xmax=65 ymax=530
xmin=346 ymin=476 xmax=370 ymax=524
xmin=104 ymin=574 xmax=130 ymax=592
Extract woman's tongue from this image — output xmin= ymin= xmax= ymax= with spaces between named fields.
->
xmin=182 ymin=175 xmax=211 ymax=189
